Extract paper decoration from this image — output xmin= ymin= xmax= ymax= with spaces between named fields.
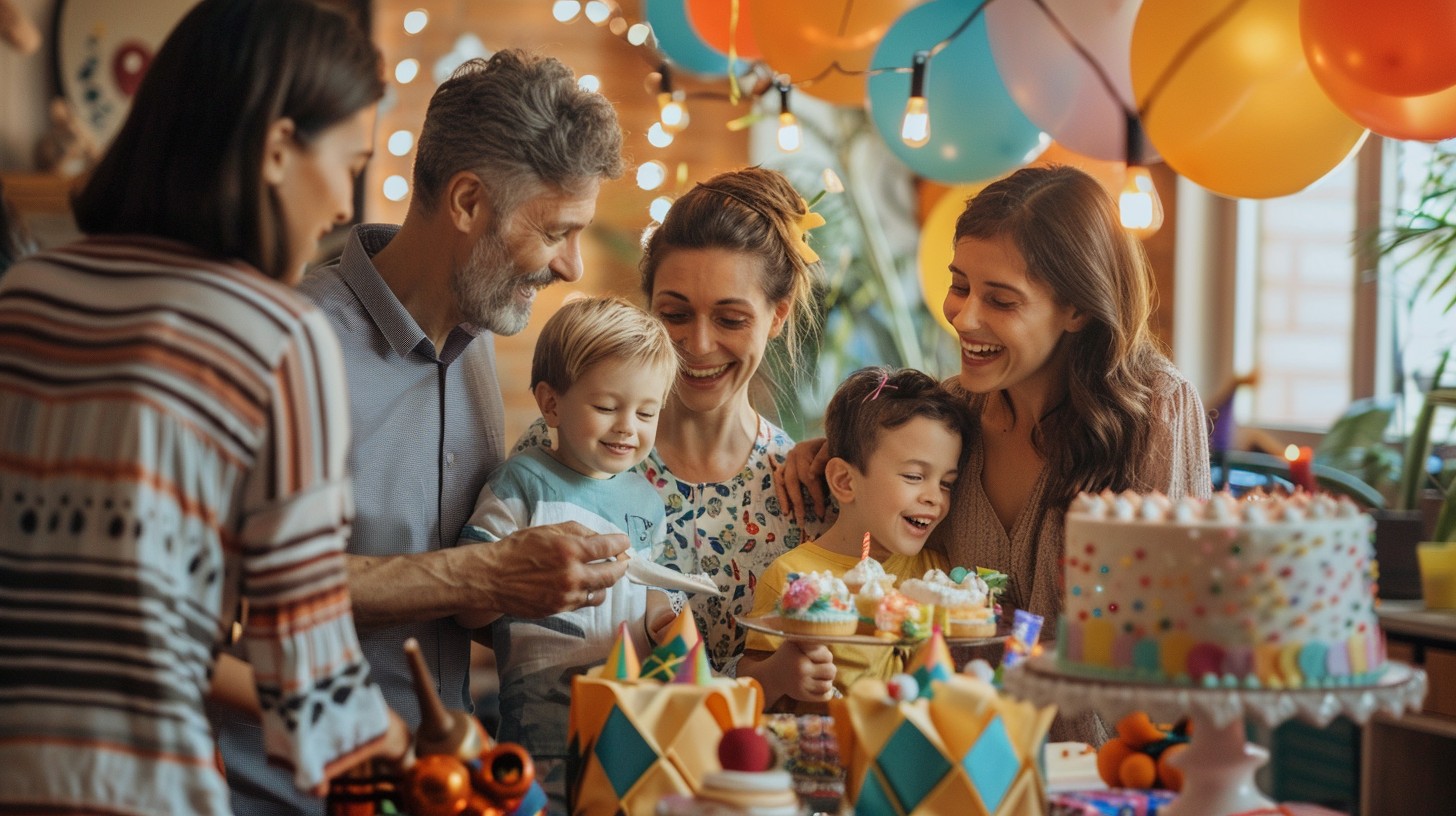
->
xmin=603 ymin=622 xmax=641 ymax=680
xmin=904 ymin=627 xmax=955 ymax=698
xmin=640 ymin=609 xmax=701 ymax=681
xmin=568 ymin=611 xmax=762 ymax=815
xmin=831 ymin=676 xmax=1055 ymax=816
xmin=671 ymin=640 xmax=713 ymax=685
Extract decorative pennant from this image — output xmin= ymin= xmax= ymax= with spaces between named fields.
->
xmin=602 ymin=621 xmax=641 ymax=680
xmin=641 ymin=609 xmax=702 ymax=681
xmin=905 ymin=626 xmax=955 ymax=697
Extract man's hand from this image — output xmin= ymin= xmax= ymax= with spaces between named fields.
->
xmin=459 ymin=522 xmax=629 ymax=619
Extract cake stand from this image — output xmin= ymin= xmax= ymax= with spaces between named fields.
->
xmin=1002 ymin=657 xmax=1427 ymax=816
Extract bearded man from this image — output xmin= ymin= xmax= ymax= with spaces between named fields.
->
xmin=214 ymin=50 xmax=627 ymax=815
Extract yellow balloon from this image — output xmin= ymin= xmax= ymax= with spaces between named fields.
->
xmin=917 ymin=183 xmax=988 ymax=336
xmin=1130 ymin=0 xmax=1367 ymax=199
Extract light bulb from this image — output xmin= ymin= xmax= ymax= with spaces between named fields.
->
xmin=1119 ymin=166 xmax=1164 ymax=238
xmin=900 ymin=96 xmax=929 ymax=148
xmin=777 ymin=112 xmax=802 ymax=153
xmin=403 ymin=9 xmax=428 ymax=34
xmin=584 ymin=0 xmax=611 ymax=25
xmin=636 ymin=160 xmax=667 ymax=191
xmin=649 ymin=196 xmax=673 ymax=223
xmin=627 ymin=23 xmax=651 ymax=45
xmin=552 ymin=0 xmax=582 ymax=23
xmin=577 ymin=74 xmax=601 ymax=93
xmin=387 ymin=129 xmax=413 ymax=157
xmin=394 ymin=58 xmax=420 ymax=84
xmin=658 ymin=93 xmax=686 ymax=132
xmin=646 ymin=122 xmax=674 ymax=148
xmin=900 ymin=50 xmax=931 ymax=148
xmin=383 ymin=175 xmax=409 ymax=202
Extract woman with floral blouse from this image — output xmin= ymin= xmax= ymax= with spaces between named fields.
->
xmin=515 ymin=167 xmax=823 ymax=674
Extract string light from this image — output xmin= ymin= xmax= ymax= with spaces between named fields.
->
xmin=646 ymin=122 xmax=674 ymax=148
xmin=583 ymin=1 xmax=612 ymax=25
xmin=551 ymin=1 xmax=581 ymax=23
xmin=636 ymin=160 xmax=667 ymax=191
xmin=1119 ymin=114 xmax=1164 ymax=238
xmin=394 ymin=58 xmax=420 ymax=84
xmin=776 ymin=83 xmax=801 ymax=153
xmin=608 ymin=16 xmax=628 ymax=36
xmin=402 ymin=9 xmax=428 ymax=35
xmin=577 ymin=74 xmax=601 ymax=93
xmin=649 ymin=195 xmax=673 ymax=223
xmin=626 ymin=23 xmax=650 ymax=46
xmin=387 ymin=130 xmax=414 ymax=157
xmin=656 ymin=65 xmax=688 ymax=134
xmin=383 ymin=175 xmax=409 ymax=202
xmin=900 ymin=50 xmax=931 ymax=148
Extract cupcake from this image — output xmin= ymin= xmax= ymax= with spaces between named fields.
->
xmin=873 ymin=591 xmax=931 ymax=641
xmin=775 ymin=572 xmax=857 ymax=637
xmin=852 ymin=579 xmax=886 ymax=635
xmin=841 ymin=557 xmax=896 ymax=595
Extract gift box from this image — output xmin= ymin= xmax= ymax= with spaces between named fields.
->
xmin=1048 ymin=788 xmax=1178 ymax=815
xmin=566 ymin=616 xmax=764 ymax=816
xmin=830 ymin=671 xmax=1055 ymax=815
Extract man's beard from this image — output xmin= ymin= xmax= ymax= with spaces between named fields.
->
xmin=451 ymin=228 xmax=554 ymax=336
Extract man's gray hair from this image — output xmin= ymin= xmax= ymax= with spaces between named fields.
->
xmin=412 ymin=49 xmax=624 ymax=219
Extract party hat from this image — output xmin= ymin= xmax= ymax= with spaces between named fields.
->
xmin=905 ymin=626 xmax=955 ymax=698
xmin=601 ymin=621 xmax=640 ymax=680
xmin=640 ymin=609 xmax=702 ymax=681
xmin=671 ymin=640 xmax=713 ymax=685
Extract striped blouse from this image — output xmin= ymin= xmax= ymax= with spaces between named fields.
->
xmin=0 ymin=237 xmax=391 ymax=815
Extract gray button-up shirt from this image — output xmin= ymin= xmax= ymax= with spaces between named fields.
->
xmin=215 ymin=224 xmax=505 ymax=815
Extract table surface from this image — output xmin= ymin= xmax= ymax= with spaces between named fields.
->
xmin=1378 ymin=600 xmax=1456 ymax=640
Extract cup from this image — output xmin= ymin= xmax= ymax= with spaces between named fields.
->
xmin=1417 ymin=542 xmax=1456 ymax=609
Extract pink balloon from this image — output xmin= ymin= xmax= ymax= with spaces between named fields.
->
xmin=987 ymin=0 xmax=1158 ymax=163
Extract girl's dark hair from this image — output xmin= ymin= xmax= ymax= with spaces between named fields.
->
xmin=73 ymin=0 xmax=383 ymax=280
xmin=824 ymin=367 xmax=973 ymax=471
xmin=954 ymin=165 xmax=1164 ymax=503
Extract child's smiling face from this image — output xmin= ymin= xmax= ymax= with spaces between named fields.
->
xmin=536 ymin=356 xmax=673 ymax=480
xmin=848 ymin=416 xmax=962 ymax=559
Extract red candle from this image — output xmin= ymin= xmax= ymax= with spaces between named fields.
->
xmin=1284 ymin=444 xmax=1316 ymax=494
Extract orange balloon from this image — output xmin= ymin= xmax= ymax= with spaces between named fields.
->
xmin=1131 ymin=0 xmax=1367 ymax=199
xmin=687 ymin=0 xmax=761 ymax=59
xmin=750 ymin=0 xmax=924 ymax=106
xmin=1300 ymin=0 xmax=1456 ymax=98
xmin=1305 ymin=35 xmax=1456 ymax=141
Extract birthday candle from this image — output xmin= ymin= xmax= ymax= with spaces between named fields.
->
xmin=861 ymin=531 xmax=871 ymax=560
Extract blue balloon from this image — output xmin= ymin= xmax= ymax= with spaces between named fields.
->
xmin=867 ymin=0 xmax=1044 ymax=183
xmin=645 ymin=0 xmax=729 ymax=77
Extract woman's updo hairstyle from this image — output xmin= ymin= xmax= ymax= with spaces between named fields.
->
xmin=640 ymin=166 xmax=821 ymax=365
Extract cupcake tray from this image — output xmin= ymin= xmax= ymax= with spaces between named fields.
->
xmin=737 ymin=615 xmax=1007 ymax=648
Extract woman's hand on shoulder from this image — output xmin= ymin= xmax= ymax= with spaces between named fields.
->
xmin=774 ymin=437 xmax=831 ymax=524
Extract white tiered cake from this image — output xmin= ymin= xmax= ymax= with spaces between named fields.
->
xmin=1056 ymin=491 xmax=1383 ymax=688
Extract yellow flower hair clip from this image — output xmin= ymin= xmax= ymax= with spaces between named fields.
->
xmin=789 ymin=196 xmax=827 ymax=265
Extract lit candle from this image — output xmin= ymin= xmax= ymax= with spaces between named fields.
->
xmin=861 ymin=531 xmax=871 ymax=561
xmin=1284 ymin=444 xmax=1316 ymax=494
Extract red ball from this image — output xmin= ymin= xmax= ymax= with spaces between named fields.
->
xmin=718 ymin=728 xmax=772 ymax=772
